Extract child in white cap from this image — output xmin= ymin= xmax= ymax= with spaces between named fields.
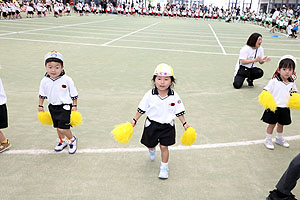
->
xmin=131 ymin=63 xmax=191 ymax=179
xmin=261 ymin=55 xmax=297 ymax=150
xmin=38 ymin=50 xmax=79 ymax=154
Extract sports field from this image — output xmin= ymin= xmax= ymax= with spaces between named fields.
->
xmin=0 ymin=15 xmax=300 ymax=200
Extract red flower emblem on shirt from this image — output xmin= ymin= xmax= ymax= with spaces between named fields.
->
xmin=170 ymin=103 xmax=175 ymax=106
xmin=62 ymin=84 xmax=67 ymax=88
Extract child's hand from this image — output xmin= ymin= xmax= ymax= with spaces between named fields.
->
xmin=131 ymin=119 xmax=137 ymax=127
xmin=38 ymin=106 xmax=44 ymax=112
xmin=72 ymin=106 xmax=77 ymax=111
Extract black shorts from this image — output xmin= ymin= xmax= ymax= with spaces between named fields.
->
xmin=48 ymin=104 xmax=72 ymax=129
xmin=141 ymin=118 xmax=175 ymax=148
xmin=261 ymin=107 xmax=291 ymax=125
xmin=0 ymin=104 xmax=8 ymax=129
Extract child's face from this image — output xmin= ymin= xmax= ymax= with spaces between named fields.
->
xmin=279 ymin=67 xmax=294 ymax=81
xmin=155 ymin=76 xmax=172 ymax=91
xmin=45 ymin=61 xmax=64 ymax=79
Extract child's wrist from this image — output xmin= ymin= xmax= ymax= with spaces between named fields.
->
xmin=182 ymin=122 xmax=187 ymax=127
xmin=38 ymin=105 xmax=44 ymax=108
xmin=72 ymin=105 xmax=77 ymax=107
xmin=132 ymin=118 xmax=137 ymax=125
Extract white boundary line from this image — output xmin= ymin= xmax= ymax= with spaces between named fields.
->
xmin=208 ymin=24 xmax=226 ymax=55
xmin=0 ymin=18 xmax=114 ymax=37
xmin=4 ymin=135 xmax=300 ymax=155
xmin=18 ymin=32 xmax=300 ymax=52
xmin=102 ymin=22 xmax=160 ymax=46
xmin=1 ymin=36 xmax=300 ymax=59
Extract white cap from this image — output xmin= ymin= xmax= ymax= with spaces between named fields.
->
xmin=44 ymin=50 xmax=63 ymax=63
xmin=278 ymin=55 xmax=297 ymax=67
xmin=153 ymin=63 xmax=174 ymax=77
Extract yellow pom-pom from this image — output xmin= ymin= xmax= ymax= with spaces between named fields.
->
xmin=111 ymin=122 xmax=133 ymax=144
xmin=288 ymin=93 xmax=300 ymax=110
xmin=70 ymin=111 xmax=83 ymax=126
xmin=258 ymin=90 xmax=277 ymax=112
xmin=180 ymin=127 xmax=197 ymax=146
xmin=38 ymin=111 xmax=53 ymax=125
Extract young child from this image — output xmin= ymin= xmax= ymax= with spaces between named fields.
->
xmin=131 ymin=63 xmax=191 ymax=179
xmin=38 ymin=50 xmax=78 ymax=154
xmin=261 ymin=55 xmax=297 ymax=150
xmin=0 ymin=74 xmax=11 ymax=153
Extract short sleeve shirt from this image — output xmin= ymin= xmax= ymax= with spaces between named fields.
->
xmin=39 ymin=73 xmax=78 ymax=105
xmin=137 ymin=88 xmax=185 ymax=124
xmin=264 ymin=76 xmax=297 ymax=108
xmin=234 ymin=45 xmax=264 ymax=76
xmin=0 ymin=77 xmax=7 ymax=105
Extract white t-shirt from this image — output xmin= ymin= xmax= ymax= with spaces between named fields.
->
xmin=39 ymin=73 xmax=78 ymax=105
xmin=234 ymin=45 xmax=264 ymax=76
xmin=272 ymin=10 xmax=280 ymax=20
xmin=137 ymin=88 xmax=185 ymax=125
xmin=0 ymin=77 xmax=7 ymax=105
xmin=264 ymin=76 xmax=297 ymax=108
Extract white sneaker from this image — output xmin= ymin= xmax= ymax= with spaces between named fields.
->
xmin=158 ymin=165 xmax=168 ymax=179
xmin=54 ymin=138 xmax=67 ymax=152
xmin=67 ymin=136 xmax=77 ymax=154
xmin=275 ymin=137 xmax=289 ymax=148
xmin=264 ymin=138 xmax=274 ymax=150
xmin=148 ymin=149 xmax=156 ymax=161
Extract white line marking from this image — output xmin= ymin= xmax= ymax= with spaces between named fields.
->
xmin=1 ymin=36 xmax=299 ymax=59
xmin=15 ymin=32 xmax=300 ymax=52
xmin=208 ymin=24 xmax=226 ymax=55
xmin=4 ymin=135 xmax=300 ymax=155
xmin=102 ymin=22 xmax=160 ymax=46
xmin=0 ymin=19 xmax=114 ymax=37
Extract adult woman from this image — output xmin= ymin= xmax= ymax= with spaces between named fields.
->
xmin=233 ymin=33 xmax=271 ymax=89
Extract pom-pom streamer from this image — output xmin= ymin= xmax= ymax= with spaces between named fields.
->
xmin=288 ymin=93 xmax=300 ymax=110
xmin=180 ymin=127 xmax=197 ymax=146
xmin=111 ymin=122 xmax=133 ymax=144
xmin=258 ymin=90 xmax=277 ymax=112
xmin=38 ymin=111 xmax=53 ymax=125
xmin=70 ymin=111 xmax=83 ymax=126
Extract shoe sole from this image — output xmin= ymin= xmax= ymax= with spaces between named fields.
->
xmin=275 ymin=142 xmax=289 ymax=148
xmin=54 ymin=144 xmax=67 ymax=152
xmin=158 ymin=176 xmax=168 ymax=180
xmin=0 ymin=144 xmax=11 ymax=153
xmin=264 ymin=145 xmax=274 ymax=150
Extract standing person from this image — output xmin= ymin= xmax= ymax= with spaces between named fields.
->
xmin=260 ymin=55 xmax=297 ymax=150
xmin=233 ymin=33 xmax=271 ymax=89
xmin=270 ymin=7 xmax=281 ymax=33
xmin=38 ymin=50 xmax=78 ymax=154
xmin=266 ymin=153 xmax=300 ymax=200
xmin=0 ymin=73 xmax=11 ymax=153
xmin=131 ymin=63 xmax=192 ymax=179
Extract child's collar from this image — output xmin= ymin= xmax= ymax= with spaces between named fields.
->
xmin=275 ymin=73 xmax=294 ymax=83
xmin=152 ymin=87 xmax=174 ymax=96
xmin=45 ymin=70 xmax=65 ymax=81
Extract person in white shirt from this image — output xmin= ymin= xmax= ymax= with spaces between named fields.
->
xmin=130 ymin=63 xmax=192 ymax=179
xmin=233 ymin=33 xmax=271 ymax=89
xmin=38 ymin=51 xmax=78 ymax=154
xmin=261 ymin=55 xmax=297 ymax=150
xmin=0 ymin=74 xmax=11 ymax=153
xmin=270 ymin=7 xmax=281 ymax=33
